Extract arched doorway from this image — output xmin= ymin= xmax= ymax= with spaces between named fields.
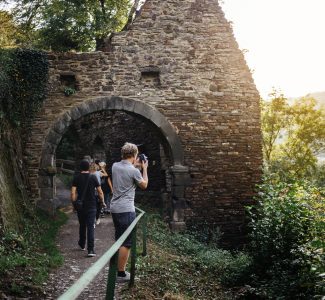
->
xmin=38 ymin=96 xmax=190 ymax=230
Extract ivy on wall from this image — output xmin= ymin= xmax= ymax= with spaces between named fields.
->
xmin=0 ymin=48 xmax=49 ymax=130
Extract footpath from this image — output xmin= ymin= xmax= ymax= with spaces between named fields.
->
xmin=43 ymin=180 xmax=122 ymax=299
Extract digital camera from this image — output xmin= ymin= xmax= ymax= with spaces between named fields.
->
xmin=138 ymin=153 xmax=148 ymax=162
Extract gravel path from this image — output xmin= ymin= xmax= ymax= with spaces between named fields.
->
xmin=43 ymin=180 xmax=126 ymax=300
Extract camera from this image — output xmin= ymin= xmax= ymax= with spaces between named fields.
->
xmin=138 ymin=153 xmax=148 ymax=162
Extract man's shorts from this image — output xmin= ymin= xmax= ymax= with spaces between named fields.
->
xmin=111 ymin=212 xmax=136 ymax=248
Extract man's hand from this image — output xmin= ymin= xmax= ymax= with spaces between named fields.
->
xmin=141 ymin=159 xmax=148 ymax=170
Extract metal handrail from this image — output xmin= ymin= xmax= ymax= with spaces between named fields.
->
xmin=58 ymin=207 xmax=147 ymax=300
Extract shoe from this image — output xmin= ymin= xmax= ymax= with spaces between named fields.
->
xmin=87 ymin=250 xmax=96 ymax=257
xmin=78 ymin=242 xmax=85 ymax=251
xmin=116 ymin=271 xmax=130 ymax=283
xmin=96 ymin=218 xmax=100 ymax=225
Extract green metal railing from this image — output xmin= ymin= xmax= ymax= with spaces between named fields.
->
xmin=58 ymin=207 xmax=147 ymax=300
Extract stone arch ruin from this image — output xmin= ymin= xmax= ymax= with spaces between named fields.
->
xmin=38 ymin=97 xmax=190 ymax=230
xmin=25 ymin=0 xmax=262 ymax=245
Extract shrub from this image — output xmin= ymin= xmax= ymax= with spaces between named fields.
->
xmin=247 ymin=179 xmax=325 ymax=298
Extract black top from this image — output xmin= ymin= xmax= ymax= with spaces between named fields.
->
xmin=72 ymin=173 xmax=100 ymax=211
xmin=101 ymin=175 xmax=111 ymax=193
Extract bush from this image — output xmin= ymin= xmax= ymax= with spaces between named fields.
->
xmin=247 ymin=179 xmax=325 ymax=299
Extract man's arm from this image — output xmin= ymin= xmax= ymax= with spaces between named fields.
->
xmin=71 ymin=186 xmax=77 ymax=202
xmin=96 ymin=186 xmax=106 ymax=207
xmin=108 ymin=177 xmax=113 ymax=194
xmin=138 ymin=160 xmax=148 ymax=190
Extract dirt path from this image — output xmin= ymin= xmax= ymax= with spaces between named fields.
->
xmin=43 ymin=180 xmax=125 ymax=300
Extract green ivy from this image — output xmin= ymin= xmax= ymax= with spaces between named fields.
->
xmin=0 ymin=48 xmax=49 ymax=130
xmin=63 ymin=86 xmax=76 ymax=96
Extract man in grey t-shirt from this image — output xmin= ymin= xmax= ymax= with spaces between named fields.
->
xmin=110 ymin=142 xmax=148 ymax=282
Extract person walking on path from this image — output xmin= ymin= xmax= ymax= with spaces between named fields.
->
xmin=89 ymin=162 xmax=103 ymax=226
xmin=99 ymin=161 xmax=113 ymax=214
xmin=110 ymin=142 xmax=148 ymax=282
xmin=71 ymin=160 xmax=106 ymax=257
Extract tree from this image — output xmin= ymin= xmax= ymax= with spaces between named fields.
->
xmin=262 ymin=91 xmax=325 ymax=179
xmin=8 ymin=0 xmax=132 ymax=51
xmin=261 ymin=90 xmax=290 ymax=164
xmin=279 ymin=97 xmax=325 ymax=177
xmin=0 ymin=10 xmax=20 ymax=47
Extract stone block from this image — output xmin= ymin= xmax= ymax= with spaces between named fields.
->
xmin=170 ymin=165 xmax=191 ymax=186
xmin=133 ymin=101 xmax=154 ymax=120
xmin=112 ymin=96 xmax=124 ymax=110
xmin=70 ymin=106 xmax=82 ymax=120
xmin=170 ymin=221 xmax=186 ymax=232
xmin=122 ymin=98 xmax=136 ymax=112
xmin=46 ymin=130 xmax=62 ymax=147
xmin=78 ymin=102 xmax=91 ymax=116
xmin=53 ymin=119 xmax=68 ymax=135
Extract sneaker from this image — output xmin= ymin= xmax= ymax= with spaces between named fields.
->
xmin=96 ymin=218 xmax=101 ymax=225
xmin=116 ymin=271 xmax=130 ymax=283
xmin=78 ymin=242 xmax=85 ymax=251
xmin=87 ymin=250 xmax=96 ymax=257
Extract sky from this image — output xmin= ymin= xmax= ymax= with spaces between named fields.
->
xmin=220 ymin=0 xmax=325 ymax=98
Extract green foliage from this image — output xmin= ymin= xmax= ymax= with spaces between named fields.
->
xmin=63 ymin=86 xmax=76 ymax=96
xmin=247 ymin=179 xmax=325 ymax=299
xmin=0 ymin=48 xmax=48 ymax=130
xmin=261 ymin=90 xmax=289 ymax=163
xmin=0 ymin=209 xmax=67 ymax=296
xmin=11 ymin=0 xmax=131 ymax=51
xmin=0 ymin=10 xmax=21 ymax=47
xmin=262 ymin=90 xmax=325 ymax=181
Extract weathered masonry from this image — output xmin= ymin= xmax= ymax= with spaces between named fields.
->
xmin=25 ymin=0 xmax=262 ymax=246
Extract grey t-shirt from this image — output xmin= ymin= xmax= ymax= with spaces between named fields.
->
xmin=110 ymin=160 xmax=144 ymax=213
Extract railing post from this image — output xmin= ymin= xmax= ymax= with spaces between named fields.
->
xmin=142 ymin=214 xmax=147 ymax=256
xmin=106 ymin=251 xmax=118 ymax=300
xmin=129 ymin=225 xmax=137 ymax=288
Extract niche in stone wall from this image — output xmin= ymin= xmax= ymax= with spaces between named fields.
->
xmin=60 ymin=73 xmax=78 ymax=90
xmin=140 ymin=66 xmax=160 ymax=88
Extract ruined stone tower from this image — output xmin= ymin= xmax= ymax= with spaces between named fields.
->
xmin=25 ymin=0 xmax=262 ymax=246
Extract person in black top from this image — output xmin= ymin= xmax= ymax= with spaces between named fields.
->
xmin=71 ymin=160 xmax=105 ymax=257
xmin=99 ymin=161 xmax=113 ymax=214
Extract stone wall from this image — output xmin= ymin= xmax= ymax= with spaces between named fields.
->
xmin=25 ymin=0 xmax=262 ymax=246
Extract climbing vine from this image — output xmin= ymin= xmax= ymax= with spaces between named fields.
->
xmin=0 ymin=48 xmax=49 ymax=131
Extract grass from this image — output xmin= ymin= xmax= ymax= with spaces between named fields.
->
xmin=120 ymin=211 xmax=250 ymax=299
xmin=0 ymin=209 xmax=68 ymax=297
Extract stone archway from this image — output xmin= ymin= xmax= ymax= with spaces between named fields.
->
xmin=38 ymin=96 xmax=190 ymax=230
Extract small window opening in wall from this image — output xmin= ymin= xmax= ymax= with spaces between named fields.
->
xmin=60 ymin=74 xmax=77 ymax=90
xmin=140 ymin=67 xmax=161 ymax=87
